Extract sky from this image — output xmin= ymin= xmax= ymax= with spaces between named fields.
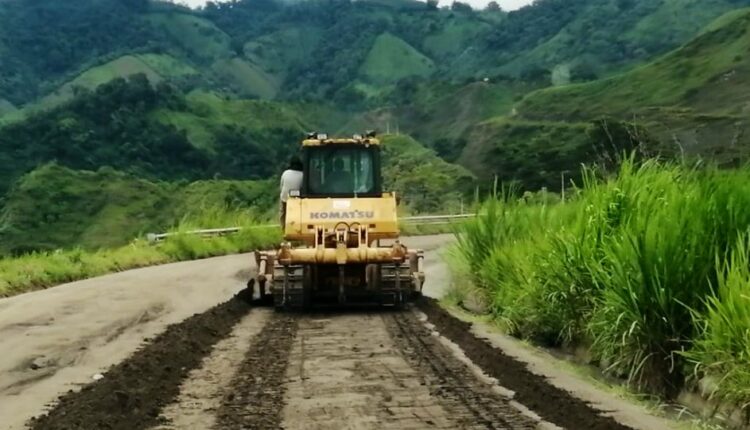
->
xmin=173 ymin=0 xmax=534 ymax=11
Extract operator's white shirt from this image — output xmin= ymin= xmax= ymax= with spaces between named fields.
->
xmin=280 ymin=169 xmax=303 ymax=202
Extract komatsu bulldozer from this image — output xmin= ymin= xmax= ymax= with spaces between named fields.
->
xmin=254 ymin=132 xmax=424 ymax=310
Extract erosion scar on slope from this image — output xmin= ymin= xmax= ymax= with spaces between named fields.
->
xmin=215 ymin=313 xmax=298 ymax=429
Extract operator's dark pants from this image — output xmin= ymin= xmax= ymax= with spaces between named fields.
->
xmin=279 ymin=201 xmax=287 ymax=227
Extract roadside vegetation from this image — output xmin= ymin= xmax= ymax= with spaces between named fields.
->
xmin=0 ymin=207 xmax=280 ymax=298
xmin=450 ymin=158 xmax=750 ymax=420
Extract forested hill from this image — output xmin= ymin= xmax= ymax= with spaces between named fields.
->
xmin=2 ymin=0 xmax=750 ymax=109
xmin=3 ymin=0 xmax=750 ymax=253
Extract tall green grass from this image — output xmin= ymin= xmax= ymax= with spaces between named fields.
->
xmin=0 ymin=207 xmax=280 ymax=297
xmin=687 ymin=233 xmax=750 ymax=416
xmin=452 ymin=158 xmax=750 ymax=411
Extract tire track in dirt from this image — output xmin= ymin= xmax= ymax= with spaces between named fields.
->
xmin=154 ymin=309 xmax=273 ymax=429
xmin=416 ymin=297 xmax=635 ymax=430
xmin=279 ymin=311 xmax=540 ymax=430
xmin=281 ymin=313 xmax=457 ymax=429
xmin=214 ymin=313 xmax=298 ymax=429
xmin=386 ymin=311 xmax=540 ymax=429
xmin=27 ymin=294 xmax=253 ymax=430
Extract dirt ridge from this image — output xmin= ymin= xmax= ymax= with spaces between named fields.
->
xmin=387 ymin=311 xmax=540 ymax=429
xmin=28 ymin=294 xmax=253 ymax=430
xmin=416 ymin=297 xmax=635 ymax=430
xmin=215 ymin=313 xmax=299 ymax=429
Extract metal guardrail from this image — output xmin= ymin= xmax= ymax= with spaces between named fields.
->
xmin=404 ymin=214 xmax=475 ymax=224
xmin=146 ymin=214 xmax=475 ymax=244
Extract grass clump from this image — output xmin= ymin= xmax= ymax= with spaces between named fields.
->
xmin=686 ymin=233 xmax=750 ymax=416
xmin=452 ymin=157 xmax=750 ymax=413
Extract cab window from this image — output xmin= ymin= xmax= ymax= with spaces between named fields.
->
xmin=307 ymin=147 xmax=377 ymax=195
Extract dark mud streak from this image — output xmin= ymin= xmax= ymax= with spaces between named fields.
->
xmin=28 ymin=295 xmax=253 ymax=430
xmin=215 ymin=313 xmax=298 ymax=430
xmin=416 ymin=297 xmax=635 ymax=430
xmin=387 ymin=311 xmax=538 ymax=429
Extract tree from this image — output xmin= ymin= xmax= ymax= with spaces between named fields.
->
xmin=485 ymin=1 xmax=501 ymax=11
xmin=451 ymin=1 xmax=473 ymax=13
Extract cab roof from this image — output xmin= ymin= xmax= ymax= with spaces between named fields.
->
xmin=301 ymin=137 xmax=381 ymax=147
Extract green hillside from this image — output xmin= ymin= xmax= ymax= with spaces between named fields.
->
xmin=509 ymin=8 xmax=750 ymax=165
xmin=422 ymin=16 xmax=493 ymax=60
xmin=0 ymin=76 xmax=306 ymax=196
xmin=381 ymin=134 xmax=475 ymax=213
xmin=211 ymin=58 xmax=280 ymax=99
xmin=479 ymin=0 xmax=750 ymax=79
xmin=338 ymin=79 xmax=537 ymax=160
xmin=518 ymin=8 xmax=750 ymax=120
xmin=451 ymin=8 xmax=750 ymax=185
xmin=244 ymin=26 xmax=323 ymax=79
xmin=146 ymin=11 xmax=233 ymax=61
xmin=359 ymin=33 xmax=435 ymax=84
xmin=39 ymin=54 xmax=197 ymax=110
xmin=153 ymin=90 xmax=307 ymax=150
xmin=460 ymin=118 xmax=647 ymax=186
xmin=0 ymin=0 xmax=158 ymax=105
xmin=0 ymin=164 xmax=275 ymax=254
xmin=3 ymin=0 xmax=747 ymax=110
xmin=0 ymin=99 xmax=16 ymax=117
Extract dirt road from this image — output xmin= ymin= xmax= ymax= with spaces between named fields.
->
xmin=1 ymin=234 xmax=667 ymax=430
xmin=0 ymin=235 xmax=452 ymax=430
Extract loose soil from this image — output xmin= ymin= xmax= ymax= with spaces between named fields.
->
xmin=155 ymin=309 xmax=273 ymax=429
xmin=28 ymin=294 xmax=253 ymax=430
xmin=279 ymin=311 xmax=539 ymax=429
xmin=27 ymin=298 xmax=647 ymax=430
xmin=416 ymin=296 xmax=634 ymax=430
xmin=214 ymin=313 xmax=298 ymax=429
xmin=386 ymin=311 xmax=539 ymax=429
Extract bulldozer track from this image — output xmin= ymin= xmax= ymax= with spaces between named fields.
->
xmin=385 ymin=312 xmax=537 ymax=429
xmin=27 ymin=297 xmax=637 ymax=430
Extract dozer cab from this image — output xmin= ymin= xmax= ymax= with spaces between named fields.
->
xmin=254 ymin=132 xmax=424 ymax=310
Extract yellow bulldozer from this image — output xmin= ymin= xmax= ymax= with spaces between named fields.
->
xmin=254 ymin=132 xmax=424 ymax=310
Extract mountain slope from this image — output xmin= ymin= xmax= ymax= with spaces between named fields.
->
xmin=518 ymin=8 xmax=750 ymax=120
xmin=476 ymin=0 xmax=750 ymax=79
xmin=3 ymin=0 xmax=750 ymax=110
xmin=0 ymin=0 xmax=158 ymax=105
xmin=456 ymin=8 xmax=750 ymax=185
xmin=512 ymin=8 xmax=750 ymax=163
xmin=359 ymin=33 xmax=435 ymax=84
xmin=381 ymin=134 xmax=475 ymax=213
xmin=0 ymin=164 xmax=275 ymax=254
xmin=0 ymin=76 xmax=306 ymax=196
xmin=38 ymin=54 xmax=198 ymax=111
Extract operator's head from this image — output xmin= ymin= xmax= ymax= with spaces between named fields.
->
xmin=333 ymin=158 xmax=344 ymax=171
xmin=289 ymin=155 xmax=303 ymax=171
